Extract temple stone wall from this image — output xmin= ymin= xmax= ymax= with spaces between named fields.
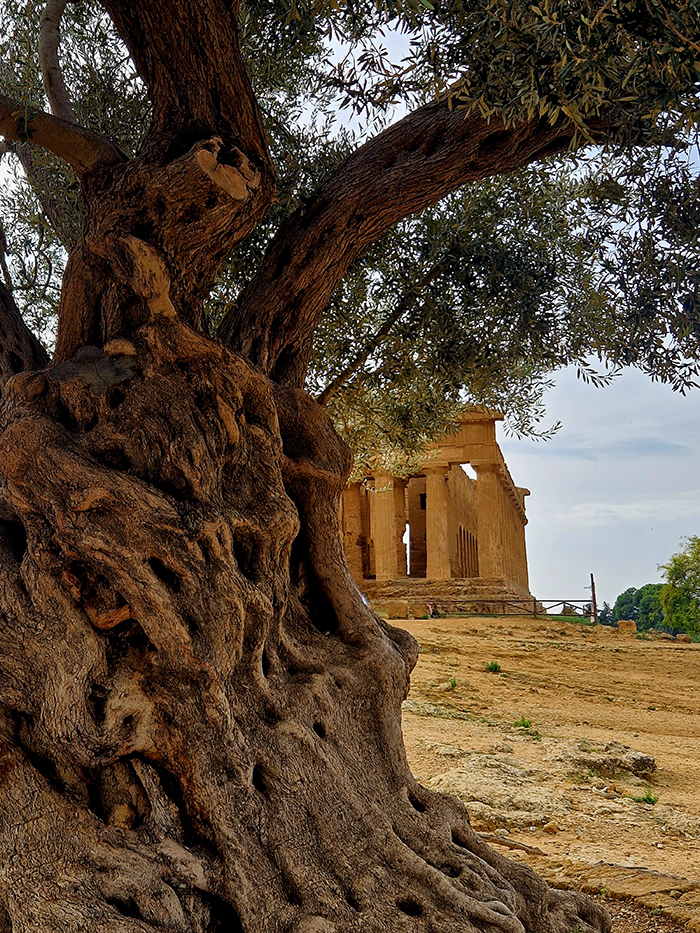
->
xmin=447 ymin=465 xmax=478 ymax=578
xmin=341 ymin=408 xmax=532 ymax=598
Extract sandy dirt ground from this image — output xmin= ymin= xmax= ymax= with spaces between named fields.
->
xmin=399 ymin=614 xmax=700 ymax=929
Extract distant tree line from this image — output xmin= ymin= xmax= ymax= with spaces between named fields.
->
xmin=597 ymin=583 xmax=664 ymax=630
xmin=597 ymin=536 xmax=700 ymax=638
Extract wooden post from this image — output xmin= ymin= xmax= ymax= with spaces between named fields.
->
xmin=590 ymin=573 xmax=598 ymax=625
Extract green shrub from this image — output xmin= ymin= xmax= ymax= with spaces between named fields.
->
xmin=631 ymin=790 xmax=659 ymax=805
xmin=485 ymin=661 xmax=501 ymax=673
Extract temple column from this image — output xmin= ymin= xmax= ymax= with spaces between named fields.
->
xmin=517 ymin=520 xmax=529 ymax=590
xmin=342 ymin=483 xmax=365 ymax=582
xmin=424 ymin=465 xmax=451 ymax=579
xmin=394 ymin=478 xmax=408 ymax=576
xmin=370 ymin=470 xmax=399 ymax=580
xmin=498 ymin=490 xmax=507 ymax=582
xmin=513 ymin=503 xmax=522 ymax=584
xmin=515 ymin=487 xmax=530 ymax=590
xmin=473 ymin=461 xmax=504 ymax=578
xmin=505 ymin=493 xmax=515 ymax=584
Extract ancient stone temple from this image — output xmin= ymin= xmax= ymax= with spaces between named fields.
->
xmin=340 ymin=409 xmax=533 ymax=612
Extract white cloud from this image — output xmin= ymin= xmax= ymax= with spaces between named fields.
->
xmin=549 ymin=491 xmax=700 ymax=527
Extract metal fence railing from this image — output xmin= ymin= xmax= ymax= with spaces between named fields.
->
xmin=445 ymin=598 xmax=593 ymax=619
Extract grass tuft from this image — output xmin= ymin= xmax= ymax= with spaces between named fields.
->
xmin=631 ymin=789 xmax=659 ymax=805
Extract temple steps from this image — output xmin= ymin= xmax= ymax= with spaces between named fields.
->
xmin=361 ymin=576 xmax=536 ymax=616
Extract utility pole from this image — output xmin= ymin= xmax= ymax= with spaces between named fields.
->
xmin=590 ymin=573 xmax=598 ymax=625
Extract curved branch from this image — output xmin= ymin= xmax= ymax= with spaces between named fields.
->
xmin=39 ymin=0 xmax=77 ymax=124
xmin=13 ymin=141 xmax=79 ymax=247
xmin=316 ymin=311 xmax=405 ymax=408
xmin=0 ymin=94 xmax=124 ymax=174
xmin=219 ymin=103 xmax=612 ymax=388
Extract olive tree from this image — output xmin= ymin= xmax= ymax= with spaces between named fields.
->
xmin=0 ymin=1 xmax=698 ymax=930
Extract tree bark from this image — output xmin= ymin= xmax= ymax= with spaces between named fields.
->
xmin=53 ymin=134 xmax=268 ymax=361
xmin=102 ymin=0 xmax=271 ymax=171
xmin=0 ymin=279 xmax=50 ymax=382
xmin=29 ymin=0 xmax=276 ymax=362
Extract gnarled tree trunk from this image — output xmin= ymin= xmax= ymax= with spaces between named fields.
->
xmin=0 ymin=2 xmax=612 ymax=930
xmin=0 ymin=307 xmax=610 ymax=933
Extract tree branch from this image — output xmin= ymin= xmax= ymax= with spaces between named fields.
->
xmin=13 ymin=141 xmax=79 ymax=247
xmin=219 ymin=103 xmax=611 ymax=388
xmin=0 ymin=220 xmax=13 ymax=292
xmin=39 ymin=0 xmax=78 ymax=125
xmin=0 ymin=94 xmax=124 ymax=174
xmin=102 ymin=0 xmax=272 ymax=178
xmin=96 ymin=0 xmax=276 ymax=295
xmin=317 ymin=263 xmax=443 ymax=406
xmin=0 ymin=274 xmax=50 ymax=382
xmin=0 ymin=226 xmax=49 ymax=379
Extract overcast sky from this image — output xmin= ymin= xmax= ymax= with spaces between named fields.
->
xmin=499 ymin=366 xmax=700 ymax=607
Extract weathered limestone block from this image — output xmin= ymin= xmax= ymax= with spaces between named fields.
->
xmin=408 ymin=599 xmax=431 ymax=619
xmin=677 ymin=633 xmax=692 ymax=643
xmin=548 ymin=741 xmax=656 ymax=781
xmin=376 ymin=598 xmax=410 ymax=619
xmin=617 ymin=619 xmax=637 ymax=635
xmin=428 ymin=756 xmax=568 ymax=832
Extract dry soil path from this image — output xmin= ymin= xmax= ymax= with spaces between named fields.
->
xmin=399 ymin=614 xmax=700 ymax=930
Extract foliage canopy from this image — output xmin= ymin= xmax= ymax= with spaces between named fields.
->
xmin=660 ymin=535 xmax=700 ymax=636
xmin=609 ymin=583 xmax=664 ymax=631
